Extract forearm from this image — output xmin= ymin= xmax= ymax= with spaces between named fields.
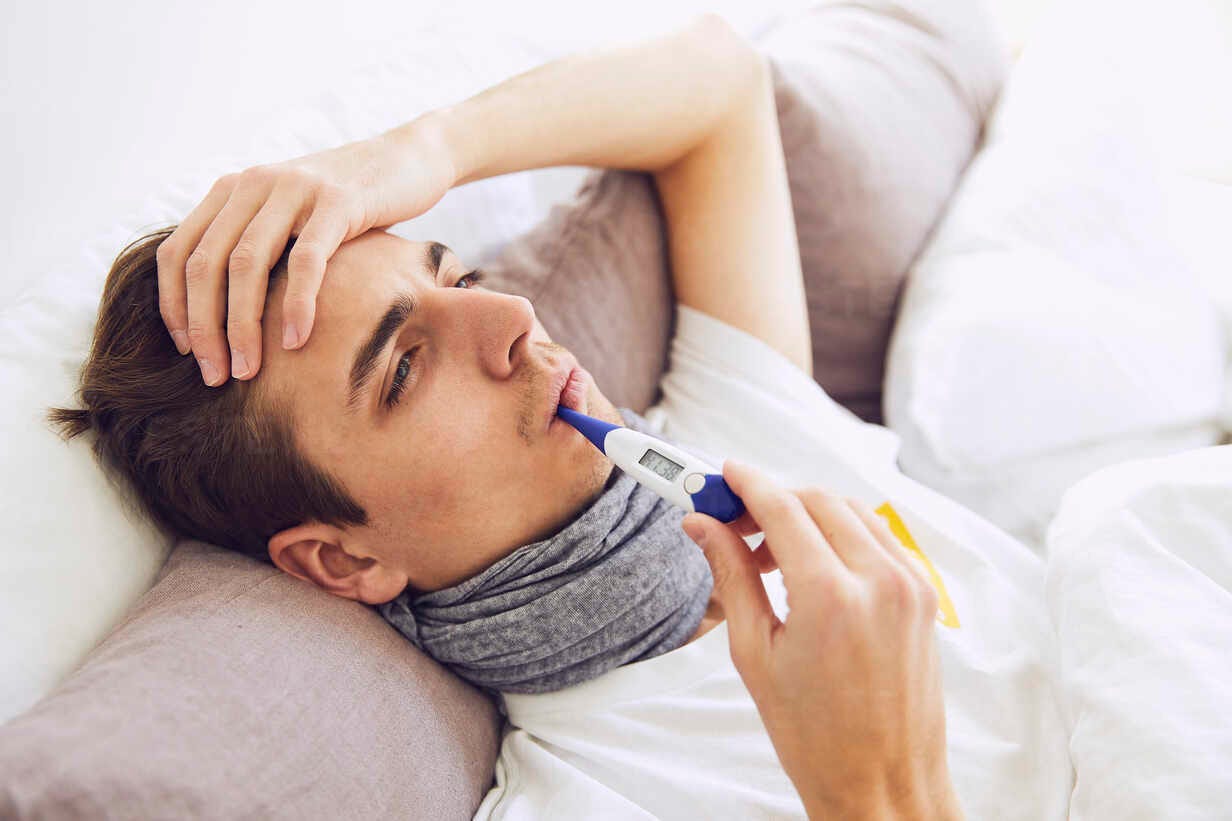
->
xmin=382 ymin=14 xmax=764 ymax=187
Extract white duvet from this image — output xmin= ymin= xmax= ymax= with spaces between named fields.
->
xmin=1045 ymin=447 xmax=1232 ymax=819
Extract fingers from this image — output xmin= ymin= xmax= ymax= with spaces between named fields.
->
xmin=226 ymin=185 xmax=305 ymax=379
xmin=719 ymin=459 xmax=846 ymax=584
xmin=846 ymin=500 xmax=940 ymax=616
xmin=681 ymin=512 xmax=780 ymax=677
xmin=716 ymin=460 xmax=938 ymax=621
xmin=845 ymin=500 xmax=926 ymax=580
xmin=792 ymin=490 xmax=935 ymax=619
xmin=184 ymin=174 xmax=273 ymax=385
xmin=279 ymin=186 xmax=353 ymax=350
xmin=792 ymin=488 xmax=888 ymax=575
xmin=157 ymin=176 xmax=237 ymax=356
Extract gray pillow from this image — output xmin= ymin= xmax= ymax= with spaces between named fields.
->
xmin=0 ymin=2 xmax=1007 ymax=817
xmin=0 ymin=541 xmax=502 ymax=820
xmin=484 ymin=0 xmax=1008 ymax=424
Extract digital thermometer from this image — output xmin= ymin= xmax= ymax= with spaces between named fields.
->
xmin=556 ymin=405 xmax=746 ymax=523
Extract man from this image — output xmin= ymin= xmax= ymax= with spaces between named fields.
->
xmin=51 ymin=15 xmax=1070 ymax=818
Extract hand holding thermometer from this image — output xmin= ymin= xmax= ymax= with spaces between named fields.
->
xmin=556 ymin=405 xmax=746 ymax=523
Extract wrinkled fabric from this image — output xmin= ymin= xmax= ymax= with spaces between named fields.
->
xmin=378 ymin=406 xmax=716 ymax=695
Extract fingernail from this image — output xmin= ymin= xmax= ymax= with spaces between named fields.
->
xmin=282 ymin=322 xmax=299 ymax=350
xmin=230 ymin=348 xmax=249 ymax=378
xmin=171 ymin=330 xmax=190 ymax=355
xmin=198 ymin=357 xmax=220 ymax=385
xmin=683 ymin=522 xmax=706 ymax=546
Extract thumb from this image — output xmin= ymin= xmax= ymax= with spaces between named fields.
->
xmin=682 ymin=514 xmax=780 ymax=665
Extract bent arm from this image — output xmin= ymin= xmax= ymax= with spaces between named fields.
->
xmin=381 ymin=13 xmax=764 ymax=184
xmin=381 ymin=15 xmax=811 ymax=377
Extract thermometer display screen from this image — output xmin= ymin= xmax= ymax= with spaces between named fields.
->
xmin=639 ymin=448 xmax=684 ymax=481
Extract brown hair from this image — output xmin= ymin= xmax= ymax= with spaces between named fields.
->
xmin=46 ymin=226 xmax=368 ymax=564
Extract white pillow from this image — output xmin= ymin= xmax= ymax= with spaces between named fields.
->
xmin=883 ymin=0 xmax=1227 ymax=551
xmin=1162 ymin=174 xmax=1232 ymax=431
xmin=0 ymin=17 xmax=592 ymax=725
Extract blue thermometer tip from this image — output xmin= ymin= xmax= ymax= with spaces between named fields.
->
xmin=555 ymin=405 xmax=618 ymax=454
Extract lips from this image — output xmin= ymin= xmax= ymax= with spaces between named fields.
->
xmin=547 ymin=363 xmax=589 ymax=430
xmin=559 ymin=367 xmax=588 ymax=412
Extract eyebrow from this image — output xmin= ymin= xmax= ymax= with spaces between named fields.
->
xmin=345 ymin=241 xmax=450 ymax=415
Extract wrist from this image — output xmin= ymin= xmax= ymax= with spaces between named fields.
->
xmin=379 ymin=109 xmax=462 ymax=192
xmin=801 ymin=774 xmax=963 ymax=821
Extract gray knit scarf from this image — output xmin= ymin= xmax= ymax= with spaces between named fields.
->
xmin=377 ymin=406 xmax=716 ymax=696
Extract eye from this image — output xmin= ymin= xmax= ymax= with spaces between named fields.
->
xmin=385 ymin=350 xmax=415 ymax=409
xmin=456 ymin=268 xmax=486 ymax=289
xmin=384 ymin=268 xmax=488 ymax=409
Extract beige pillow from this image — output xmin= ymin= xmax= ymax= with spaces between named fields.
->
xmin=0 ymin=2 xmax=1007 ymax=817
xmin=485 ymin=0 xmax=1007 ymax=424
xmin=0 ymin=541 xmax=502 ymax=819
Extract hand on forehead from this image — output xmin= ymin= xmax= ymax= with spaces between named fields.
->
xmin=256 ymin=231 xmax=435 ymax=402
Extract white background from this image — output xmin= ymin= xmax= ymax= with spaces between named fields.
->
xmin=1 ymin=0 xmax=1060 ymax=304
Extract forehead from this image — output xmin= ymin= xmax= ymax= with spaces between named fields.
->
xmin=284 ymin=229 xmax=436 ymax=301
xmin=255 ymin=230 xmax=440 ymax=408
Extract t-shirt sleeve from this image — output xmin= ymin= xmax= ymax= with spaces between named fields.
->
xmin=668 ymin=304 xmax=824 ymax=403
xmin=646 ymin=303 xmax=902 ymax=473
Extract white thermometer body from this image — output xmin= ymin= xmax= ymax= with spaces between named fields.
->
xmin=556 ymin=406 xmax=745 ymax=523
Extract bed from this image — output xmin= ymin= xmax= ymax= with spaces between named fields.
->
xmin=1 ymin=0 xmax=1229 ymax=817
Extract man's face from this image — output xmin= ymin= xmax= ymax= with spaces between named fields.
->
xmin=257 ymin=228 xmax=622 ymax=599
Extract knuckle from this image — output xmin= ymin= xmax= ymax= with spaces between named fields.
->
xmin=185 ymin=322 xmax=213 ymax=344
xmin=826 ymin=580 xmax=858 ymax=611
xmin=874 ymin=567 xmax=916 ymax=608
xmin=228 ymin=239 xmax=262 ymax=273
xmin=155 ymin=238 xmax=178 ymax=268
xmin=226 ymin=316 xmax=259 ymax=341
xmin=314 ymin=181 xmax=348 ymax=204
xmin=280 ymin=164 xmax=318 ymax=188
xmin=282 ymin=292 xmax=315 ymax=321
xmin=288 ymin=239 xmax=322 ymax=269
xmin=806 ymin=565 xmax=841 ymax=594
xmin=184 ymin=248 xmax=212 ymax=284
xmin=211 ymin=172 xmax=241 ymax=193
xmin=239 ymin=164 xmax=277 ymax=187
xmin=158 ymin=300 xmax=182 ymax=328
xmin=792 ymin=567 xmax=837 ymax=603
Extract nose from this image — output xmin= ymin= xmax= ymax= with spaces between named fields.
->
xmin=462 ymin=289 xmax=538 ymax=379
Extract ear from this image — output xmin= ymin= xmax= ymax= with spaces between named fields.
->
xmin=267 ymin=521 xmax=409 ymax=605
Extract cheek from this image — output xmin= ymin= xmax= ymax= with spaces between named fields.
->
xmin=431 ymin=406 xmax=501 ymax=469
xmin=384 ymin=409 xmax=493 ymax=494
